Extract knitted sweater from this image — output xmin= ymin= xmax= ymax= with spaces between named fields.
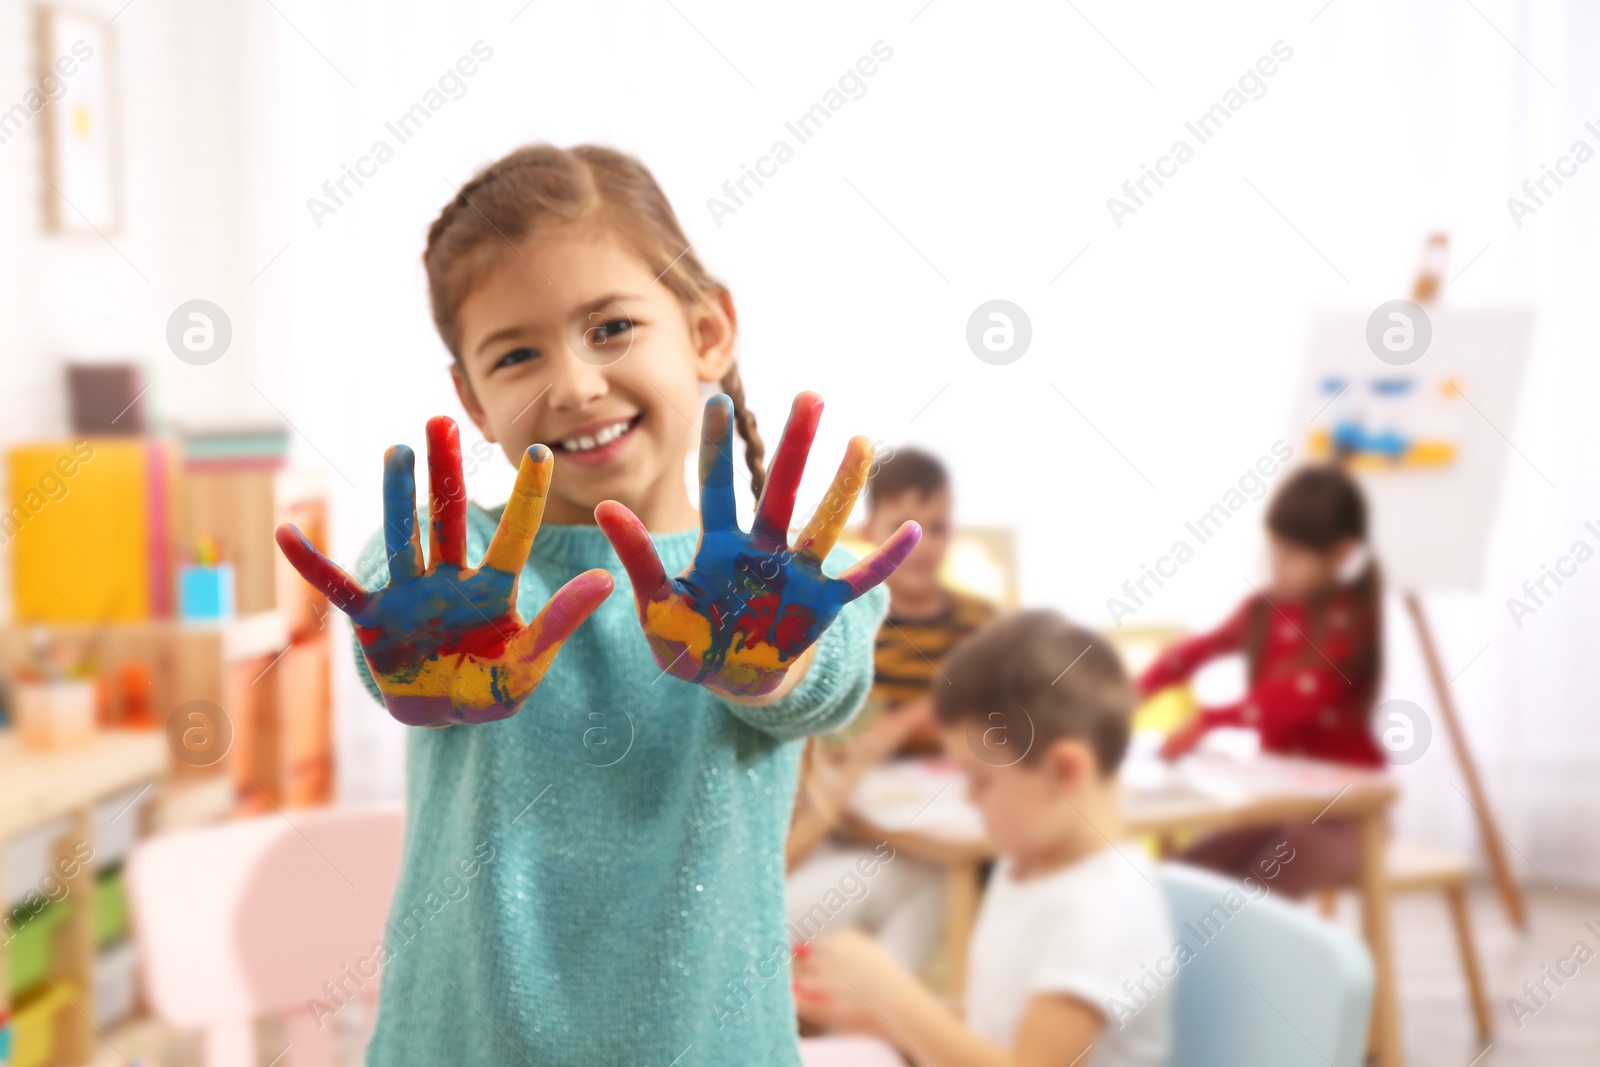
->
xmin=351 ymin=506 xmax=887 ymax=1065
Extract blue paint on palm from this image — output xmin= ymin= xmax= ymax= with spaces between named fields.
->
xmin=352 ymin=442 xmax=521 ymax=684
xmin=352 ymin=563 xmax=520 ymax=680
xmin=670 ymin=536 xmax=852 ymax=684
xmin=601 ymin=391 xmax=920 ymax=699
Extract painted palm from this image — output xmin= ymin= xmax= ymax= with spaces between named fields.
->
xmin=597 ymin=392 xmax=921 ymax=698
xmin=275 ymin=417 xmax=614 ymax=727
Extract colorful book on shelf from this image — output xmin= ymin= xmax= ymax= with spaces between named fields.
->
xmin=7 ymin=438 xmax=173 ymax=623
xmin=176 ymin=424 xmax=290 ymax=469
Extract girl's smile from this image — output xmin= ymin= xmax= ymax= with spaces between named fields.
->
xmin=551 ymin=411 xmax=644 ymax=466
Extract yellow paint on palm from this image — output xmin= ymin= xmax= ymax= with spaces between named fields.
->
xmin=642 ymin=596 xmax=789 ymax=684
xmin=369 ymin=640 xmax=562 ymax=709
xmin=642 ymin=597 xmax=712 ymax=655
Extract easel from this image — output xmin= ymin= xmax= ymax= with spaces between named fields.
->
xmin=1395 ymin=233 xmax=1527 ymax=929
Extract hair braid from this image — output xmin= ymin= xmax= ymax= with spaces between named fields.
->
xmin=719 ymin=362 xmax=766 ymax=499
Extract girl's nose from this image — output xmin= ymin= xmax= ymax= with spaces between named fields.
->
xmin=545 ymin=343 xmax=611 ymax=410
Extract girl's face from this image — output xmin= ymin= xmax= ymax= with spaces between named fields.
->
xmin=1267 ymin=534 xmax=1357 ymax=601
xmin=452 ymin=222 xmax=736 ymax=528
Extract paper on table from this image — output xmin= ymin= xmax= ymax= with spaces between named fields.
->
xmin=848 ymin=759 xmax=986 ymax=841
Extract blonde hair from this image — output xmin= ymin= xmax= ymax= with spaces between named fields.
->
xmin=424 ymin=144 xmax=766 ymax=496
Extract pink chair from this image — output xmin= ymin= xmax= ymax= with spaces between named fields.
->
xmin=800 ymin=1036 xmax=908 ymax=1066
xmin=125 ymin=805 xmax=405 ymax=1067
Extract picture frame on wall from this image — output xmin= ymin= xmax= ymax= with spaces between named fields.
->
xmin=36 ymin=5 xmax=118 ymax=234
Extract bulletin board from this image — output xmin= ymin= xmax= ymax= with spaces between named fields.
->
xmin=1289 ymin=307 xmax=1534 ymax=591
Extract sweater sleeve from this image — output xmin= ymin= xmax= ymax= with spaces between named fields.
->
xmin=1137 ymin=597 xmax=1254 ymax=696
xmin=1199 ymin=663 xmax=1351 ymax=736
xmin=1200 ymin=597 xmax=1376 ymax=739
xmin=715 ymin=546 xmax=890 ymax=743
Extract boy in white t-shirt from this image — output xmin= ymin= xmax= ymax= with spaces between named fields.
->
xmin=793 ymin=611 xmax=1173 ymax=1067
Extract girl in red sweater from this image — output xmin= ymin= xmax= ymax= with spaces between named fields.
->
xmin=1140 ymin=464 xmax=1382 ymax=894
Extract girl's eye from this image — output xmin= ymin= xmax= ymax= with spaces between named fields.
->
xmin=582 ymin=317 xmax=633 ymax=350
xmin=494 ymin=347 xmax=538 ymax=371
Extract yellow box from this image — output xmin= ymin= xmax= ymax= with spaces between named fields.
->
xmin=7 ymin=440 xmax=155 ymax=622
xmin=10 ymin=981 xmax=77 ymax=1067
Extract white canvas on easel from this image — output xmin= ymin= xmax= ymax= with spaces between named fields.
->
xmin=1290 ymin=307 xmax=1534 ymax=590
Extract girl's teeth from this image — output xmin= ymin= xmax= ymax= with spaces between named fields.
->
xmin=562 ymin=419 xmax=632 ymax=452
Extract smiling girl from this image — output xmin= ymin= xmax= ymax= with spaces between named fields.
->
xmin=277 ymin=144 xmax=918 ymax=1064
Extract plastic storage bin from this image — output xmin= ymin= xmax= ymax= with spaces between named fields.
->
xmin=9 ymin=982 xmax=75 ymax=1067
xmin=93 ymin=940 xmax=138 ymax=1029
xmin=90 ymin=783 xmax=153 ymax=869
xmin=93 ymin=868 xmax=128 ymax=946
xmin=6 ymin=900 xmax=72 ymax=998
xmin=3 ymin=818 xmax=71 ymax=908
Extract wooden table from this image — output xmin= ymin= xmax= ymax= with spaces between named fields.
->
xmin=840 ymin=755 xmax=1404 ymax=1067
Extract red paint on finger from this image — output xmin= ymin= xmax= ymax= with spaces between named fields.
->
xmin=752 ymin=392 xmax=823 ymax=540
xmin=523 ymin=568 xmax=616 ymax=659
xmin=274 ymin=524 xmax=370 ymax=613
xmin=426 ymin=416 xmax=468 ymax=565
xmin=595 ymin=500 xmax=668 ymax=603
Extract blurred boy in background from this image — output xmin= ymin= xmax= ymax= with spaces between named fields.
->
xmin=863 ymin=447 xmax=999 ymax=755
xmin=795 ymin=611 xmax=1172 ymax=1067
xmin=785 ymin=448 xmax=996 ymax=973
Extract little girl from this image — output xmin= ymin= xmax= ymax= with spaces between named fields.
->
xmin=277 ymin=144 xmax=918 ymax=1064
xmin=1139 ymin=464 xmax=1381 ymax=895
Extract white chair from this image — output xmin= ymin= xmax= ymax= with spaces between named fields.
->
xmin=125 ymin=805 xmax=405 ymax=1067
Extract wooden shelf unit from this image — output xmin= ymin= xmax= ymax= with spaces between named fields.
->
xmin=0 ymin=612 xmax=332 ymax=813
xmin=0 ymin=732 xmax=166 ymax=1067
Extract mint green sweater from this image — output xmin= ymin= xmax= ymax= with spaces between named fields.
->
xmin=351 ymin=506 xmax=886 ymax=1065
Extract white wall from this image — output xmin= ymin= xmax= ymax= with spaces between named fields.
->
xmin=0 ymin=0 xmax=282 ymax=604
xmin=4 ymin=0 xmax=1596 ymax=882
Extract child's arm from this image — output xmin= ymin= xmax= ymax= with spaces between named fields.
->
xmin=598 ymin=392 xmax=918 ymax=736
xmin=1170 ymin=593 xmax=1377 ymax=755
xmin=1138 ymin=597 xmax=1254 ymax=695
xmin=277 ymin=418 xmax=614 ymax=727
xmin=787 ymin=704 xmax=929 ymax=869
xmin=794 ymin=931 xmax=1101 ymax=1067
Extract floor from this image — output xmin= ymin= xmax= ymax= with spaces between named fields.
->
xmin=104 ymin=885 xmax=1599 ymax=1066
xmin=1374 ymin=885 xmax=1600 ymax=1067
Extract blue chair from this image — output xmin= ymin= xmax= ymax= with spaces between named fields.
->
xmin=1159 ymin=863 xmax=1374 ymax=1067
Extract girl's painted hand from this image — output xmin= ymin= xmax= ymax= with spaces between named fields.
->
xmin=596 ymin=392 xmax=920 ymax=699
xmin=275 ymin=417 xmax=614 ymax=727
